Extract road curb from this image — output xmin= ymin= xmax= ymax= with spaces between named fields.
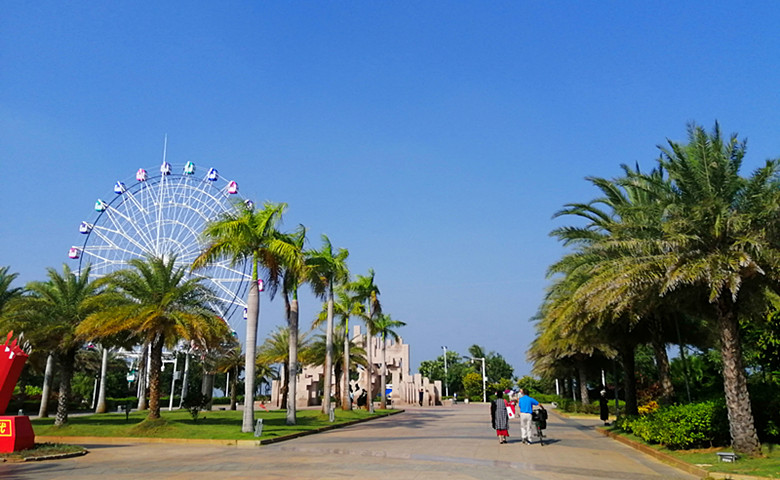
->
xmin=36 ymin=409 xmax=405 ymax=448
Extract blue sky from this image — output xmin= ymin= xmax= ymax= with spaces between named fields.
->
xmin=3 ymin=2 xmax=780 ymax=377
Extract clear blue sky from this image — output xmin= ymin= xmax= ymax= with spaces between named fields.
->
xmin=3 ymin=2 xmax=780 ymax=377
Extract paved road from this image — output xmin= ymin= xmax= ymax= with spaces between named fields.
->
xmin=1 ymin=404 xmax=699 ymax=480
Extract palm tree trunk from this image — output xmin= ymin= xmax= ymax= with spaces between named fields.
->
xmin=649 ymin=318 xmax=674 ymax=404
xmin=334 ymin=361 xmax=342 ymax=408
xmin=342 ymin=319 xmax=350 ymax=410
xmin=95 ymin=346 xmax=109 ymax=413
xmin=287 ymin=297 xmax=299 ymax=425
xmin=147 ymin=333 xmax=164 ymax=420
xmin=322 ymin=287 xmax=335 ymax=415
xmin=230 ymin=365 xmax=238 ymax=410
xmin=242 ymin=263 xmax=260 ymax=433
xmin=619 ymin=344 xmax=638 ymax=416
xmin=38 ymin=353 xmax=54 ymax=418
xmin=280 ymin=360 xmax=289 ymax=409
xmin=54 ymin=349 xmax=76 ymax=426
xmin=380 ymin=336 xmax=387 ymax=409
xmin=137 ymin=341 xmax=149 ymax=411
xmin=365 ymin=306 xmax=374 ymax=413
xmin=717 ymin=299 xmax=761 ymax=455
xmin=577 ymin=365 xmax=589 ymax=404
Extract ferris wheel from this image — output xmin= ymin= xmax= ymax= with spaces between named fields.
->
xmin=68 ymin=161 xmax=250 ymax=327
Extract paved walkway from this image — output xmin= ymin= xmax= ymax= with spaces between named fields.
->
xmin=0 ymin=404 xmax=700 ymax=480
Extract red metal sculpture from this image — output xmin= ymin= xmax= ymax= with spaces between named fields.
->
xmin=0 ymin=331 xmax=35 ymax=452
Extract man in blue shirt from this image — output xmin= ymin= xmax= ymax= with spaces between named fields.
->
xmin=517 ymin=388 xmax=539 ymax=444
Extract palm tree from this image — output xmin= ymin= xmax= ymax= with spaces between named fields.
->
xmin=10 ymin=264 xmax=111 ymax=425
xmin=0 ymin=266 xmax=23 ymax=316
xmin=306 ymin=324 xmax=367 ymax=408
xmin=193 ymin=201 xmax=297 ymax=433
xmin=653 ymin=123 xmax=778 ymax=455
xmin=372 ymin=313 xmax=405 ymax=409
xmin=322 ymin=287 xmax=365 ymax=410
xmin=278 ymin=225 xmax=307 ymax=425
xmin=77 ymin=255 xmax=229 ymax=421
xmin=257 ymin=326 xmax=309 ymax=409
xmin=549 ymin=123 xmax=775 ymax=455
xmin=350 ymin=269 xmax=381 ymax=412
xmin=215 ymin=343 xmax=244 ymax=410
xmin=306 ymin=234 xmax=350 ymax=415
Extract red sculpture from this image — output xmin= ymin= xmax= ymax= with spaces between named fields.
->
xmin=0 ymin=331 xmax=35 ymax=452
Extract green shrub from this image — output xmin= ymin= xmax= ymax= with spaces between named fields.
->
xmin=615 ymin=401 xmax=729 ymax=449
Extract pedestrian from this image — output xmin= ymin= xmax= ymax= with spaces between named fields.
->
xmin=490 ymin=390 xmax=510 ymax=444
xmin=517 ymin=388 xmax=539 ymax=444
xmin=419 ymin=387 xmax=424 ymax=406
xmin=599 ymin=389 xmax=609 ymax=425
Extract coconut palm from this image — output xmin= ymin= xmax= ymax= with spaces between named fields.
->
xmin=349 ymin=270 xmax=381 ymax=412
xmin=306 ymin=234 xmax=350 ymax=415
xmin=192 ymin=201 xmax=297 ymax=432
xmin=10 ymin=264 xmax=112 ymax=425
xmin=77 ymin=255 xmax=229 ymax=421
xmin=372 ymin=313 xmax=405 ymax=409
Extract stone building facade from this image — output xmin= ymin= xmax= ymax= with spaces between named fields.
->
xmin=271 ymin=325 xmax=441 ymax=408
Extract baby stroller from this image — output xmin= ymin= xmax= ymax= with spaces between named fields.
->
xmin=531 ymin=406 xmax=548 ymax=446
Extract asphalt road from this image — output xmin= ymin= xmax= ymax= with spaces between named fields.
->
xmin=0 ymin=404 xmax=700 ymax=480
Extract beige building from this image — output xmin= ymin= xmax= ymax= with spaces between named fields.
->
xmin=271 ymin=325 xmax=441 ymax=408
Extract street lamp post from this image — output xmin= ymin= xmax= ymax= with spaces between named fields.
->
xmin=441 ymin=346 xmax=449 ymax=397
xmin=464 ymin=356 xmax=486 ymax=403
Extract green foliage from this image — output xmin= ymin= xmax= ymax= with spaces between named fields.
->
xmin=488 ymin=378 xmax=514 ymax=395
xmin=462 ymin=372 xmax=483 ymax=401
xmin=616 ymin=401 xmax=730 ymax=449
xmin=516 ymin=376 xmax=544 ymax=395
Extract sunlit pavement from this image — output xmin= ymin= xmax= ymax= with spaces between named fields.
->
xmin=0 ymin=403 xmax=699 ymax=480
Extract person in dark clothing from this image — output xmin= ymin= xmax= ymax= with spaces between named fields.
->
xmin=490 ymin=390 xmax=510 ymax=444
xmin=599 ymin=389 xmax=609 ymax=425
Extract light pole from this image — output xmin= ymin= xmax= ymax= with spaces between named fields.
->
xmin=464 ymin=356 xmax=486 ymax=403
xmin=441 ymin=346 xmax=449 ymax=397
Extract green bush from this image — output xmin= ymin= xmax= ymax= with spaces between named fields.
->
xmin=616 ymin=401 xmax=729 ymax=449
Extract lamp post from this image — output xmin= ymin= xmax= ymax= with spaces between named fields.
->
xmin=441 ymin=346 xmax=449 ymax=397
xmin=464 ymin=356 xmax=486 ymax=403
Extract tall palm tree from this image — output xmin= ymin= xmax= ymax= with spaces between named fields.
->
xmin=306 ymin=234 xmax=350 ymax=415
xmin=11 ymin=264 xmax=112 ymax=425
xmin=372 ymin=313 xmax=405 ymax=409
xmin=320 ymin=287 xmax=365 ymax=410
xmin=278 ymin=225 xmax=307 ymax=425
xmin=549 ymin=163 xmax=678 ymax=405
xmin=653 ymin=123 xmax=779 ymax=455
xmin=77 ymin=255 xmax=229 ymax=421
xmin=550 ymin=123 xmax=775 ymax=455
xmin=193 ymin=201 xmax=297 ymax=433
xmin=350 ymin=269 xmax=381 ymax=412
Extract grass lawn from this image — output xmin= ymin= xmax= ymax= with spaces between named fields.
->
xmin=0 ymin=443 xmax=86 ymax=462
xmin=667 ymin=444 xmax=780 ymax=479
xmin=31 ymin=408 xmax=396 ymax=441
xmin=604 ymin=427 xmax=780 ymax=479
